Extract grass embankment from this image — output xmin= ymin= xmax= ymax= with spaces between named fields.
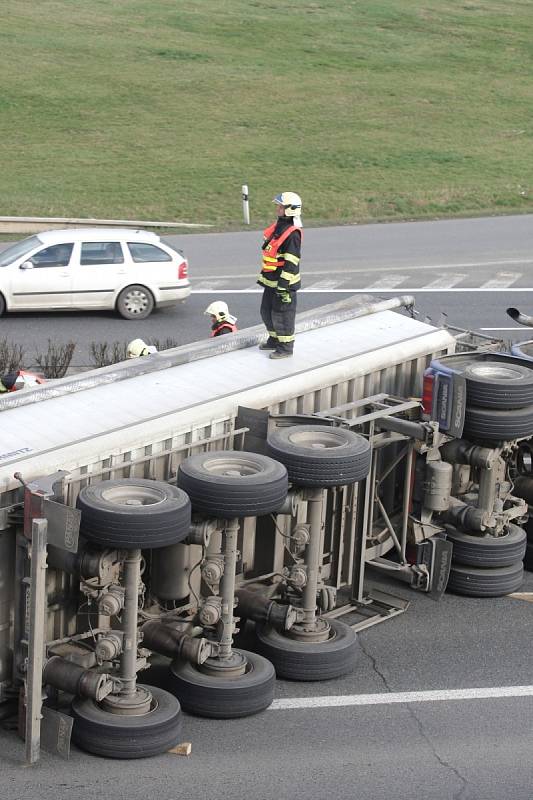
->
xmin=1 ymin=0 xmax=532 ymax=228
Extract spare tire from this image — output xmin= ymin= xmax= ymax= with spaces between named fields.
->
xmin=177 ymin=451 xmax=288 ymax=518
xmin=431 ymin=354 xmax=533 ymax=409
xmin=446 ymin=524 xmax=526 ymax=568
xmin=266 ymin=425 xmax=371 ymax=487
xmin=77 ymin=479 xmax=191 ymax=549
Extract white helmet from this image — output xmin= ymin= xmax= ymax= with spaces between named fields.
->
xmin=205 ymin=301 xmax=230 ymax=321
xmin=273 ymin=191 xmax=302 ymax=217
xmin=127 ymin=338 xmax=157 ymax=359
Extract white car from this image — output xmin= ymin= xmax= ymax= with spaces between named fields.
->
xmin=0 ymin=228 xmax=190 ymax=319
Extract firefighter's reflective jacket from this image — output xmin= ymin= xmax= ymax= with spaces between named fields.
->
xmin=258 ymin=218 xmax=302 ymax=291
xmin=210 ymin=320 xmax=238 ymax=337
xmin=0 ymin=370 xmax=46 ymax=392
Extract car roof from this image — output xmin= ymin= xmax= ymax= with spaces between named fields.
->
xmin=36 ymin=228 xmax=161 ymax=244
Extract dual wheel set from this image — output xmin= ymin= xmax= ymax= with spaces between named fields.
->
xmin=70 ymin=424 xmax=371 ymax=758
xmin=431 ymin=353 xmax=533 ymax=597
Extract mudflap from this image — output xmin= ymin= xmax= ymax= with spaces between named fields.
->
xmin=417 ymin=533 xmax=453 ymax=600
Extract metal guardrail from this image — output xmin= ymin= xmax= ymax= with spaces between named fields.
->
xmin=0 ymin=216 xmax=213 ymax=234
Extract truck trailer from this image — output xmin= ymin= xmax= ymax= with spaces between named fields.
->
xmin=1 ymin=294 xmax=532 ymax=763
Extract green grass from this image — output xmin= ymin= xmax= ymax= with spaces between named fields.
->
xmin=1 ymin=0 xmax=532 ymax=228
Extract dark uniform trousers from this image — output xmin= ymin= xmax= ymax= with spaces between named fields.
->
xmin=260 ymin=288 xmax=297 ymax=354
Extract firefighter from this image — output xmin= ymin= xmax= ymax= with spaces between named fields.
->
xmin=258 ymin=191 xmax=302 ymax=359
xmin=0 ymin=370 xmax=46 ymax=392
xmin=126 ymin=339 xmax=158 ymax=358
xmin=204 ymin=301 xmax=238 ymax=337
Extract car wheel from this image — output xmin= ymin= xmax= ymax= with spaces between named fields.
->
xmin=255 ymin=618 xmax=359 ymax=681
xmin=446 ymin=524 xmax=527 ymax=568
xmin=76 ymin=478 xmax=191 ymax=549
xmin=446 ymin=561 xmax=524 ymax=597
xmin=116 ymin=285 xmax=154 ymax=319
xmin=168 ymin=649 xmax=275 ymax=718
xmin=266 ymin=425 xmax=371 ymax=487
xmin=463 ymin=404 xmax=533 ymax=441
xmin=0 ymin=293 xmax=5 ymax=316
xmin=177 ymin=451 xmax=288 ymax=518
xmin=71 ymin=685 xmax=183 ymax=758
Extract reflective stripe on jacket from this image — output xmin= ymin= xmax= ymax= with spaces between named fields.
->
xmin=258 ymin=221 xmax=302 ymax=290
xmin=210 ymin=321 xmax=238 ymax=337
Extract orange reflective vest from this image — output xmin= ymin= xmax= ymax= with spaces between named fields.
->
xmin=258 ymin=222 xmax=302 ymax=290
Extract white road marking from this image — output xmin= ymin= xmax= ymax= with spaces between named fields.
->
xmin=270 ymin=685 xmax=533 ymax=711
xmin=480 ymin=272 xmax=522 ymax=289
xmin=193 ymin=288 xmax=262 ymax=293
xmin=189 ymin=259 xmax=533 ymax=282
xmin=480 ymin=327 xmax=525 ymax=331
xmin=365 ymin=275 xmax=410 ymax=290
xmin=306 ymin=279 xmax=346 ymax=290
xmin=191 ymin=287 xmax=533 ymax=294
xmin=421 ymin=273 xmax=467 ymax=289
xmin=192 ymin=280 xmax=227 ymax=291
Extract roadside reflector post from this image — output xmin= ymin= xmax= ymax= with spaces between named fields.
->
xmin=242 ymin=184 xmax=250 ymax=225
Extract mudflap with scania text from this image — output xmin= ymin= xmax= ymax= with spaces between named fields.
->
xmin=415 ymin=533 xmax=453 ymax=600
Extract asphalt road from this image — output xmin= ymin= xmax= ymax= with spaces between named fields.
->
xmin=1 ymin=213 xmax=533 ymax=368
xmin=2 ymin=214 xmax=533 ymax=798
xmin=3 ymin=570 xmax=533 ymax=800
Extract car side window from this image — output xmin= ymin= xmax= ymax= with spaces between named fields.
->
xmin=80 ymin=242 xmax=124 ymax=265
xmin=31 ymin=243 xmax=74 ymax=268
xmin=127 ymin=243 xmax=172 ymax=263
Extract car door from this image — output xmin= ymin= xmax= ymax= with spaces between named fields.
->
xmin=126 ymin=241 xmax=175 ymax=293
xmin=70 ymin=241 xmax=125 ymax=309
xmin=8 ymin=243 xmax=74 ymax=310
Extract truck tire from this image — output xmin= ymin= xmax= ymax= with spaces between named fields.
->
xmin=446 ymin=561 xmax=524 ymax=597
xmin=177 ymin=451 xmax=288 ymax=518
xmin=116 ymin=285 xmax=154 ymax=320
xmin=266 ymin=425 xmax=371 ymax=487
xmin=446 ymin=524 xmax=527 ymax=568
xmin=255 ymin=618 xmax=359 ymax=681
xmin=71 ymin=686 xmax=182 ymax=758
xmin=431 ymin=355 xmax=533 ymax=409
xmin=463 ymin=404 xmax=533 ymax=442
xmin=168 ymin=650 xmax=274 ymax=718
xmin=76 ymin=479 xmax=191 ymax=549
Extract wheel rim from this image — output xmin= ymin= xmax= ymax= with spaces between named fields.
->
xmin=100 ymin=484 xmax=167 ymax=507
xmin=123 ymin=290 xmax=150 ymax=315
xmin=285 ymin=430 xmax=347 ymax=450
xmin=100 ymin=687 xmax=155 ymax=716
xmin=468 ymin=363 xmax=526 ymax=381
xmin=201 ymin=456 xmax=266 ymax=478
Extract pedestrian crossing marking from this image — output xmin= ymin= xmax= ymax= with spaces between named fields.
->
xmin=306 ymin=279 xmax=346 ymax=290
xmin=422 ymin=274 xmax=467 ymax=289
xmin=365 ymin=275 xmax=409 ymax=290
xmin=191 ymin=280 xmax=227 ymax=291
xmin=480 ymin=272 xmax=522 ymax=289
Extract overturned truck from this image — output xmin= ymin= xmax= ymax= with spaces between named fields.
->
xmin=1 ymin=295 xmax=532 ymax=762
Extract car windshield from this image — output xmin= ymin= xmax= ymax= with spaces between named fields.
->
xmin=0 ymin=235 xmax=42 ymax=267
